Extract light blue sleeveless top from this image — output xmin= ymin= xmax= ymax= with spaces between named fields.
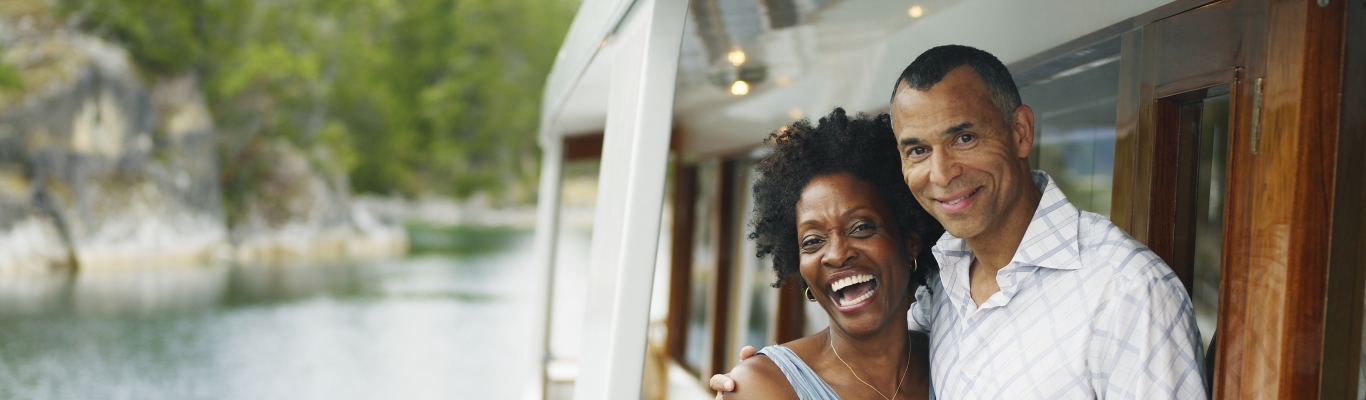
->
xmin=756 ymin=345 xmax=841 ymax=400
xmin=755 ymin=344 xmax=934 ymax=400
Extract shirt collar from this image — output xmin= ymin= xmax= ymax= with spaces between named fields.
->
xmin=1011 ymin=170 xmax=1082 ymax=270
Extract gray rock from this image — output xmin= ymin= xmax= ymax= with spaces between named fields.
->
xmin=0 ymin=15 xmax=227 ymax=272
xmin=0 ymin=10 xmax=405 ymax=271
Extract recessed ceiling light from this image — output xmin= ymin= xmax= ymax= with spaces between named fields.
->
xmin=731 ymin=81 xmax=750 ymax=96
xmin=728 ymin=50 xmax=747 ymax=66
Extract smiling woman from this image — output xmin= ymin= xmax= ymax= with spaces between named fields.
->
xmin=722 ymin=108 xmax=942 ymax=400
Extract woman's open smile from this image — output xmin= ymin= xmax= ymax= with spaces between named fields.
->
xmin=827 ymin=271 xmax=880 ymax=312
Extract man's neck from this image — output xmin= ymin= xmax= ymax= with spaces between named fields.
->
xmin=964 ymin=179 xmax=1043 ymax=273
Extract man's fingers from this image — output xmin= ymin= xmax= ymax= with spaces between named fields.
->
xmin=710 ymin=371 xmax=732 ymax=390
xmin=707 ymin=346 xmax=754 ymax=396
xmin=739 ymin=346 xmax=756 ymax=361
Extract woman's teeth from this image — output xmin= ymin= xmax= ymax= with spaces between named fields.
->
xmin=829 ymin=273 xmax=877 ymax=307
xmin=839 ymin=288 xmax=875 ymax=307
xmin=830 ymin=274 xmax=874 ymax=292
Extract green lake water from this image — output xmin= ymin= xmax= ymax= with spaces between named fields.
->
xmin=0 ymin=227 xmax=542 ymax=399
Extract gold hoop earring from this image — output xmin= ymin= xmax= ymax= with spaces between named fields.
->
xmin=804 ymin=287 xmax=817 ymax=302
xmin=911 ymin=258 xmax=919 ymax=272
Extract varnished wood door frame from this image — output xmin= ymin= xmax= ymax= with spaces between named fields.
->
xmin=1112 ymin=0 xmax=1355 ymax=398
xmin=666 ymin=161 xmax=698 ymax=364
xmin=1319 ymin=2 xmax=1366 ymax=399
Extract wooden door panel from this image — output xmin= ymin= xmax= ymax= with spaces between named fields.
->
xmin=1113 ymin=0 xmax=1352 ymax=398
xmin=1153 ymin=2 xmax=1245 ymax=84
xmin=1241 ymin=1 xmax=1347 ymax=398
xmin=1114 ymin=0 xmax=1264 ymax=244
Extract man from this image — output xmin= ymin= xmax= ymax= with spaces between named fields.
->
xmin=712 ymin=45 xmax=1206 ymax=398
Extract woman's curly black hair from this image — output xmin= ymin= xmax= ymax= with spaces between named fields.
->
xmin=749 ymin=108 xmax=944 ymax=292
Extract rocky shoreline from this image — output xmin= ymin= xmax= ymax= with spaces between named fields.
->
xmin=0 ymin=9 xmax=406 ymax=274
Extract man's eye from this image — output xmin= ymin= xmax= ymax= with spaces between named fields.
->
xmin=956 ymin=133 xmax=975 ymax=144
xmin=907 ymin=147 xmax=927 ymax=157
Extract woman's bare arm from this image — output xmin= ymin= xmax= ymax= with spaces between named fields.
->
xmin=719 ymin=354 xmax=798 ymax=400
xmin=710 ymin=345 xmax=757 ymax=397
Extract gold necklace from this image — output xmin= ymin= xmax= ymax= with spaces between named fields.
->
xmin=829 ymin=331 xmax=911 ymax=400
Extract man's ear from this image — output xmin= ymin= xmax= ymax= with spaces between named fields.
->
xmin=1011 ymin=104 xmax=1036 ymax=159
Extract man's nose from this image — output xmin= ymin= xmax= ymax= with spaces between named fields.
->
xmin=928 ymin=149 xmax=961 ymax=187
xmin=821 ymin=234 xmax=856 ymax=268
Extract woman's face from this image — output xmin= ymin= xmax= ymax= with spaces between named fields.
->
xmin=796 ymin=172 xmax=919 ymax=337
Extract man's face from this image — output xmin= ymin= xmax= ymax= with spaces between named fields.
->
xmin=890 ymin=66 xmax=1034 ymax=241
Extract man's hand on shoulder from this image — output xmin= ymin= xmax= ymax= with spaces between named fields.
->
xmin=713 ymin=348 xmax=794 ymax=400
xmin=709 ymin=346 xmax=756 ymax=399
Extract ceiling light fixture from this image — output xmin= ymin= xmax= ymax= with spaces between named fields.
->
xmin=728 ymin=50 xmax=747 ymax=66
xmin=731 ymin=81 xmax=750 ymax=96
xmin=908 ymin=5 xmax=924 ymax=18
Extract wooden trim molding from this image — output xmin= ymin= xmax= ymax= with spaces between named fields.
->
xmin=1318 ymin=1 xmax=1366 ymax=397
xmin=564 ymin=126 xmax=683 ymax=161
xmin=563 ymin=132 xmax=604 ymax=160
xmin=707 ymin=159 xmax=738 ymax=376
xmin=666 ymin=162 xmax=698 ymax=363
xmin=773 ymin=275 xmax=807 ymax=344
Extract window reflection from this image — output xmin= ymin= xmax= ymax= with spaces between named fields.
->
xmin=1360 ymin=297 xmax=1366 ymax=399
xmin=1021 ymin=58 xmax=1120 ymax=216
xmin=684 ymin=160 xmax=719 ymax=373
xmin=730 ymin=158 xmax=775 ymax=361
xmin=1192 ymin=92 xmax=1230 ymax=349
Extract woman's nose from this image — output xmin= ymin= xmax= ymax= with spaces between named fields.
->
xmin=820 ymin=234 xmax=856 ymax=268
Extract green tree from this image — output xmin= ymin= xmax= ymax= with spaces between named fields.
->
xmin=62 ymin=0 xmax=578 ymax=208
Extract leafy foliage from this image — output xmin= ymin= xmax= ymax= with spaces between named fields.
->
xmin=0 ymin=61 xmax=22 ymax=92
xmin=61 ymin=0 xmax=578 ymax=203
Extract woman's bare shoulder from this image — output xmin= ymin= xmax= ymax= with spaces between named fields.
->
xmin=722 ymin=351 xmax=798 ymax=400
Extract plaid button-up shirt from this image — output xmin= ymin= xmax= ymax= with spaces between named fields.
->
xmin=910 ymin=171 xmax=1207 ymax=399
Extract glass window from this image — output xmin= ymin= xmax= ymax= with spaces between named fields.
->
xmin=1360 ymin=298 xmax=1366 ymax=399
xmin=1021 ymin=57 xmax=1121 ymax=216
xmin=729 ymin=158 xmax=776 ymax=356
xmin=683 ymin=160 xmax=719 ymax=373
xmin=1191 ymin=90 xmax=1230 ymax=349
xmin=547 ymin=159 xmax=599 ymax=369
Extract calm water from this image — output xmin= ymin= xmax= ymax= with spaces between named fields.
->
xmin=0 ymin=229 xmax=540 ymax=400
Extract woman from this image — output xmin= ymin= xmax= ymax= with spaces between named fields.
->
xmin=724 ymin=108 xmax=942 ymax=400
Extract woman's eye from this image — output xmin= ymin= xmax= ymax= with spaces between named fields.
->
xmin=850 ymin=222 xmax=877 ymax=236
xmin=800 ymin=237 xmax=824 ymax=251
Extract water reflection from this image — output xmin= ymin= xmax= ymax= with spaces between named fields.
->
xmin=0 ymin=229 xmax=540 ymax=399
